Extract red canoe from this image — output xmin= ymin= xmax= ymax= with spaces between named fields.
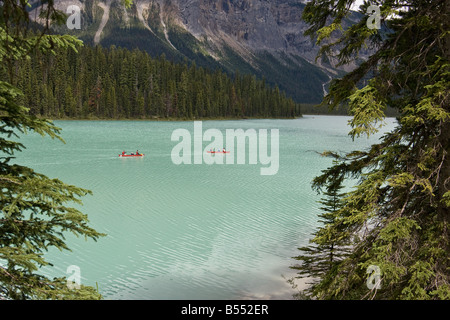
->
xmin=206 ymin=151 xmax=230 ymax=154
xmin=119 ymin=154 xmax=145 ymax=158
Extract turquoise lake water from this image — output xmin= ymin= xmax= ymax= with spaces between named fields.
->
xmin=12 ymin=115 xmax=397 ymax=299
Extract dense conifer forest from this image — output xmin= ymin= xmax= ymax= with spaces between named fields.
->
xmin=6 ymin=44 xmax=301 ymax=120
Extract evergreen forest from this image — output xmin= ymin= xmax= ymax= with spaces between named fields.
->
xmin=6 ymin=44 xmax=301 ymax=120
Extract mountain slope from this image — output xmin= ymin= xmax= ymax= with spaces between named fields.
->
xmin=30 ymin=0 xmax=360 ymax=103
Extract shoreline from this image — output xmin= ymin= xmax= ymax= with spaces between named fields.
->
xmin=46 ymin=115 xmax=303 ymax=122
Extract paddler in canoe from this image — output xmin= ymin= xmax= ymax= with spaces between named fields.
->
xmin=119 ymin=150 xmax=144 ymax=157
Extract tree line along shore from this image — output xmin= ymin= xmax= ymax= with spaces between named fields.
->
xmin=6 ymin=44 xmax=302 ymax=121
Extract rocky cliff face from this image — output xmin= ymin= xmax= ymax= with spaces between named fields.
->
xmin=30 ymin=0 xmax=360 ymax=103
xmin=174 ymin=1 xmax=315 ymax=58
xmin=130 ymin=0 xmax=324 ymax=68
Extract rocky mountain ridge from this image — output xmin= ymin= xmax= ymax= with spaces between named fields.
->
xmin=30 ymin=0 xmax=363 ymax=103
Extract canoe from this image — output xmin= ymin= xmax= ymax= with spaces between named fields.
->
xmin=119 ymin=154 xmax=144 ymax=157
xmin=206 ymin=151 xmax=230 ymax=154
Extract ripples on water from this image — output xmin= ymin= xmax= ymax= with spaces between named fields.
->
xmin=13 ymin=116 xmax=397 ymax=299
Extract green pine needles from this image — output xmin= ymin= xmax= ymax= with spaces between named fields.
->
xmin=293 ymin=0 xmax=450 ymax=300
xmin=0 ymin=0 xmax=108 ymax=300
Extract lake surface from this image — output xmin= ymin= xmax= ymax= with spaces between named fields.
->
xmin=13 ymin=115 xmax=396 ymax=299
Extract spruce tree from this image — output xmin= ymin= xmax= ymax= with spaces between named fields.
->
xmin=295 ymin=0 xmax=450 ymax=299
xmin=0 ymin=0 xmax=110 ymax=299
xmin=293 ymin=162 xmax=350 ymax=298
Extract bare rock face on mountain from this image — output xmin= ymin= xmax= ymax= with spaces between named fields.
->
xmin=181 ymin=1 xmax=316 ymax=56
xmin=30 ymin=0 xmax=363 ymax=103
xmin=135 ymin=0 xmax=320 ymax=66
